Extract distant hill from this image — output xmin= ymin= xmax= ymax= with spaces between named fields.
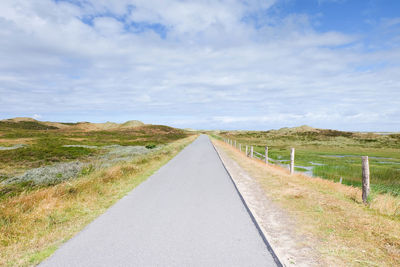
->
xmin=0 ymin=117 xmax=146 ymax=131
xmin=2 ymin=117 xmax=38 ymax=123
xmin=121 ymin=120 xmax=145 ymax=128
xmin=270 ymin=125 xmax=319 ymax=134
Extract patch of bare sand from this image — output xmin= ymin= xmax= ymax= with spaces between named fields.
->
xmin=66 ymin=138 xmax=87 ymax=142
xmin=0 ymin=138 xmax=35 ymax=144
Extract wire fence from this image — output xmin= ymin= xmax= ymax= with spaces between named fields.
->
xmin=222 ymin=137 xmax=371 ymax=204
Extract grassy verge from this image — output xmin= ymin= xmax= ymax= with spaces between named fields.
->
xmin=213 ymin=138 xmax=400 ymax=266
xmin=0 ymin=135 xmax=197 ymax=266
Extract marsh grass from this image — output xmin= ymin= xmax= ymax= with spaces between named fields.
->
xmin=218 ymin=128 xmax=400 ymax=197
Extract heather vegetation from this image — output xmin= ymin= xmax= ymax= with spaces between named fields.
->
xmin=0 ymin=119 xmax=190 ymax=197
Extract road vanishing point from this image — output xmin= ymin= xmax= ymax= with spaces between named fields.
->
xmin=41 ymin=135 xmax=278 ymax=267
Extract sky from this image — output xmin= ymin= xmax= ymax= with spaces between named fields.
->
xmin=0 ymin=0 xmax=399 ymax=131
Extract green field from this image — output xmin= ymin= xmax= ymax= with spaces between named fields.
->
xmin=217 ymin=126 xmax=400 ymax=196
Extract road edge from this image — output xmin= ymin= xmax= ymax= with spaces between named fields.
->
xmin=210 ymin=137 xmax=284 ymax=267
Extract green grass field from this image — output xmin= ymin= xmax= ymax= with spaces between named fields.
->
xmin=216 ymin=126 xmax=400 ymax=196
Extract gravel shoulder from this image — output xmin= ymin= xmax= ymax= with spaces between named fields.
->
xmin=213 ymin=139 xmax=325 ymax=266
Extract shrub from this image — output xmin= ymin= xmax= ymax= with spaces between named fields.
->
xmin=145 ymin=144 xmax=156 ymax=149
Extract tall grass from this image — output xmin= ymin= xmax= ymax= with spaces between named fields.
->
xmin=313 ymin=164 xmax=400 ymax=196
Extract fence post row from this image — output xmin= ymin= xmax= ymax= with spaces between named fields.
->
xmin=264 ymin=146 xmax=268 ymax=164
xmin=222 ymin=139 xmax=371 ymax=205
xmin=362 ymin=156 xmax=370 ymax=204
xmin=290 ymin=148 xmax=295 ymax=174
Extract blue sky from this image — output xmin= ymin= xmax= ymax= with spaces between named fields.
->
xmin=0 ymin=0 xmax=399 ymax=131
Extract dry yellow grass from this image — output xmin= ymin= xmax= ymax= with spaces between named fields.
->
xmin=214 ymin=139 xmax=400 ymax=266
xmin=0 ymin=135 xmax=197 ymax=266
xmin=0 ymin=138 xmax=35 ymax=145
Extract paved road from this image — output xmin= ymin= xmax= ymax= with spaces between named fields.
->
xmin=41 ymin=135 xmax=277 ymax=266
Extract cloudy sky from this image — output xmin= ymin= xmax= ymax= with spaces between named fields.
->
xmin=0 ymin=0 xmax=399 ymax=131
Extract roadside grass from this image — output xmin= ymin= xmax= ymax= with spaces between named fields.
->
xmin=214 ymin=139 xmax=400 ymax=266
xmin=217 ymin=129 xmax=400 ymax=197
xmin=0 ymin=135 xmax=197 ymax=266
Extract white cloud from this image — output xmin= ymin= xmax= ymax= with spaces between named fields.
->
xmin=0 ymin=0 xmax=399 ymax=131
xmin=33 ymin=114 xmax=42 ymax=120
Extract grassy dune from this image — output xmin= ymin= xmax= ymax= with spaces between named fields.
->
xmin=0 ymin=119 xmax=188 ymax=176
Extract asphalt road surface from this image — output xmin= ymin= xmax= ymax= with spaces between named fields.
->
xmin=41 ymin=135 xmax=277 ymax=267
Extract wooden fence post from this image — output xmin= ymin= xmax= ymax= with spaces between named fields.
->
xmin=234 ymin=140 xmax=236 ymax=148
xmin=250 ymin=146 xmax=254 ymax=158
xmin=246 ymin=145 xmax=248 ymax=156
xmin=290 ymin=148 xmax=295 ymax=174
xmin=264 ymin=146 xmax=268 ymax=164
xmin=339 ymin=177 xmax=343 ymax=184
xmin=362 ymin=156 xmax=370 ymax=204
xmin=239 ymin=144 xmax=241 ymax=152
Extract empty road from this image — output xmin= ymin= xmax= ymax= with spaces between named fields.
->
xmin=41 ymin=135 xmax=278 ymax=266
